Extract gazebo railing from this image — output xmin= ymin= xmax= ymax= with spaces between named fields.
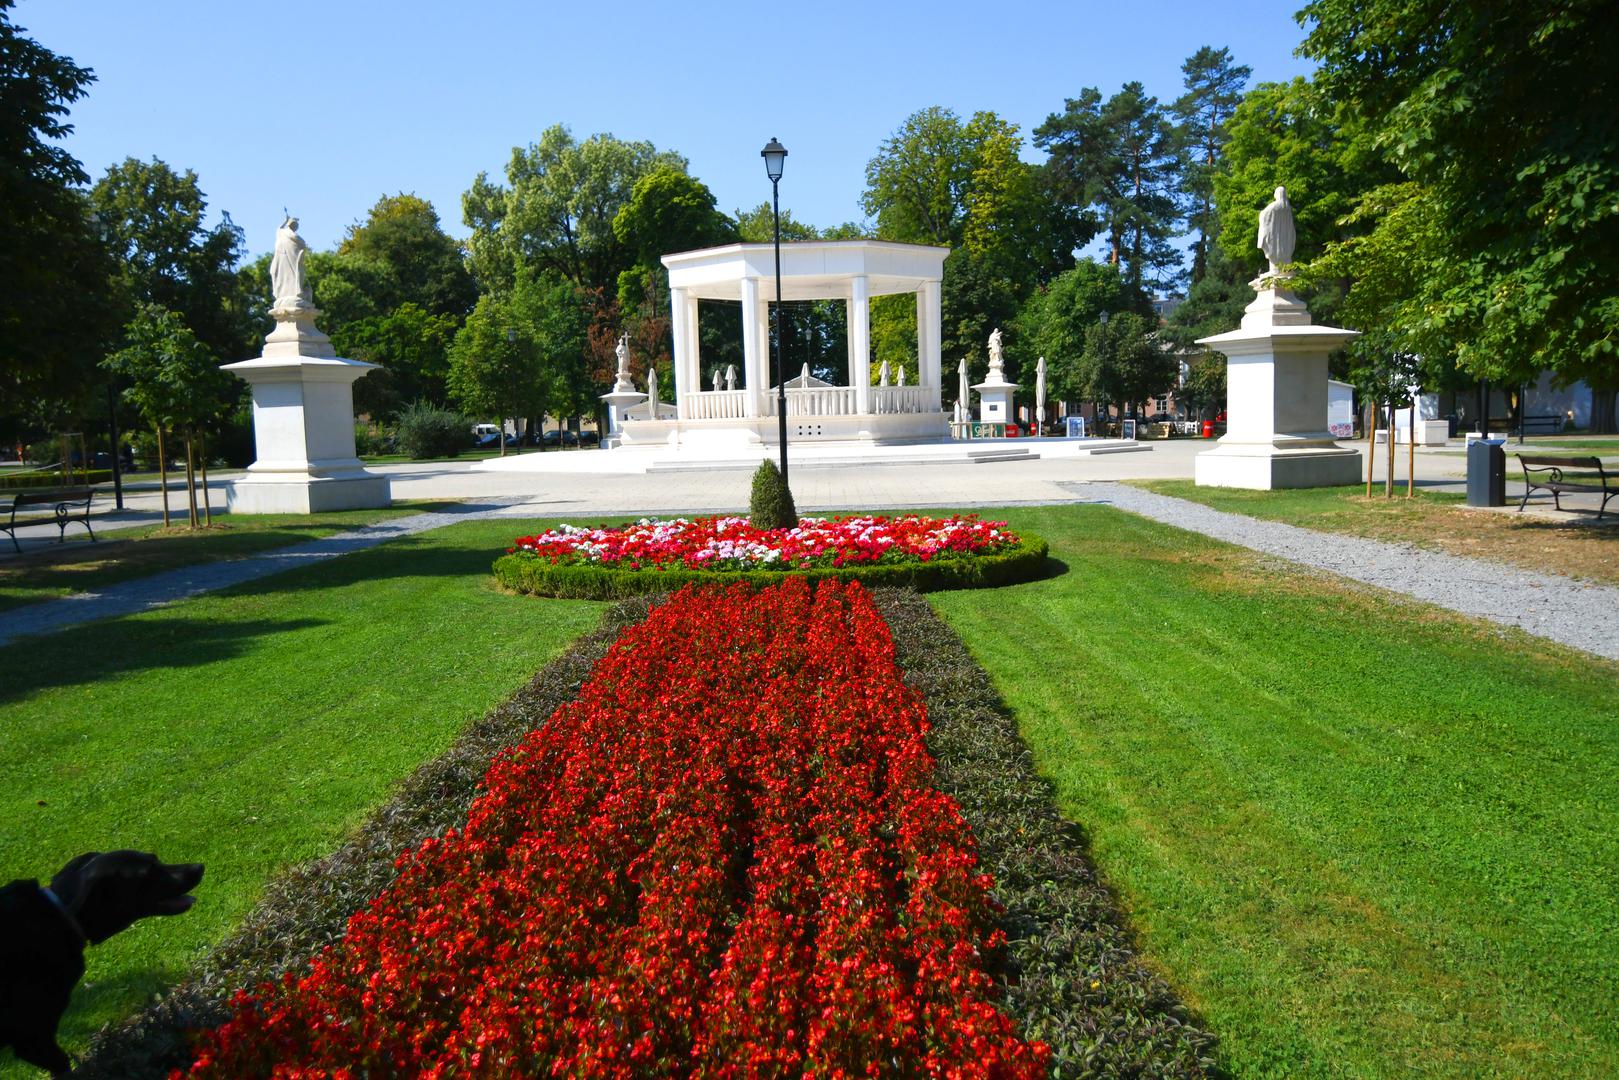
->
xmin=871 ymin=385 xmax=931 ymax=414
xmin=686 ymin=389 xmax=748 ymax=420
xmin=685 ymin=385 xmax=939 ymax=420
xmin=764 ymin=386 xmax=857 ymax=418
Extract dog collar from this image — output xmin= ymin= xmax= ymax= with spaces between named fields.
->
xmin=40 ymin=885 xmax=88 ymax=947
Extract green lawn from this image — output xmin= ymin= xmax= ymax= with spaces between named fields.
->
xmin=4 ymin=503 xmax=1615 ymax=1078
xmin=0 ymin=518 xmax=601 ymax=1075
xmin=930 ymin=505 xmax=1619 ymax=1078
xmin=0 ymin=505 xmax=438 ymax=615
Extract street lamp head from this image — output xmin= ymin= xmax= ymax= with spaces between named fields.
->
xmin=1098 ymin=310 xmax=1110 ymax=326
xmin=760 ymin=137 xmax=788 ymax=182
xmin=506 ymin=328 xmax=517 ymax=343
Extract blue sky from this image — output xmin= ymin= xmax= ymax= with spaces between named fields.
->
xmin=18 ymin=0 xmax=1316 ymax=260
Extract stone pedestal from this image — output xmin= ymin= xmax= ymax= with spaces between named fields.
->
xmin=222 ymin=304 xmax=390 ymax=513
xmin=972 ymin=377 xmax=1018 ymax=426
xmin=1195 ymin=284 xmax=1362 ymax=490
xmin=600 ymin=388 xmax=648 ymax=450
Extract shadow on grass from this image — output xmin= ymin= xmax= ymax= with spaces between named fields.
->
xmin=0 ymin=616 xmax=326 ymax=706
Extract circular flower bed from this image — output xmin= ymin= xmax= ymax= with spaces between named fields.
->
xmin=494 ymin=514 xmax=1048 ymax=599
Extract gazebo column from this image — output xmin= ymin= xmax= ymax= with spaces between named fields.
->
xmin=682 ymin=289 xmax=701 ymax=416
xmin=671 ymin=286 xmax=691 ymax=420
xmin=740 ymin=276 xmax=763 ymax=418
xmin=917 ymin=280 xmax=943 ymax=409
xmin=848 ymin=274 xmax=871 ymax=413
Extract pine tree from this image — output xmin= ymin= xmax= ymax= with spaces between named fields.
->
xmin=1171 ymin=47 xmax=1252 ymax=285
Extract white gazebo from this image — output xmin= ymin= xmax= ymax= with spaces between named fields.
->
xmin=617 ymin=240 xmax=951 ymax=449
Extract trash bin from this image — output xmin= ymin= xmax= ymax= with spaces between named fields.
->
xmin=1466 ymin=440 xmax=1505 ymax=507
xmin=1201 ymin=419 xmax=1215 ymax=439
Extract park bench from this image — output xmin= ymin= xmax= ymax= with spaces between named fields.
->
xmin=1516 ymin=455 xmax=1614 ymax=520
xmin=1 ymin=487 xmax=98 ymax=552
xmin=1516 ymin=414 xmax=1565 ymax=437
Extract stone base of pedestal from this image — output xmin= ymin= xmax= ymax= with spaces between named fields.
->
xmin=226 ymin=472 xmax=391 ymax=513
xmin=1195 ymin=444 xmax=1362 ymax=489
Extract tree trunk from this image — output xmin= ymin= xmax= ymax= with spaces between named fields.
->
xmin=184 ymin=432 xmax=199 ymax=528
xmin=156 ymin=426 xmax=171 ymax=527
xmin=499 ymin=417 xmax=507 ymax=457
xmin=1591 ymin=387 xmax=1617 ymax=434
xmin=1364 ymin=400 xmax=1376 ymax=497
xmin=199 ymin=433 xmax=213 ymax=526
xmin=1384 ymin=403 xmax=1395 ymax=497
xmin=1407 ymin=401 xmax=1416 ymax=498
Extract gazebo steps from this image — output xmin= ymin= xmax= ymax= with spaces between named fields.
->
xmin=645 ymin=447 xmax=1040 ymax=473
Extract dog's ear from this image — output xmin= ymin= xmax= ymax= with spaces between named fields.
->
xmin=48 ymin=851 xmax=104 ymax=905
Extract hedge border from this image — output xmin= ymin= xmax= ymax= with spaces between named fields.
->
xmin=0 ymin=469 xmax=112 ymax=491
xmin=492 ymin=532 xmax=1051 ymax=600
xmin=873 ymin=587 xmax=1218 ymax=1078
xmin=73 ymin=601 xmax=652 ymax=1079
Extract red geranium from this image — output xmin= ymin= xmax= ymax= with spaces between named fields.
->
xmin=183 ymin=580 xmax=1047 ymax=1077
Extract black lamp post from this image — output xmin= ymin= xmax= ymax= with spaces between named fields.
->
xmin=761 ymin=137 xmax=789 ymax=484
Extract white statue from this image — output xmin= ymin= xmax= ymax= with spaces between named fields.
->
xmin=612 ymin=332 xmax=635 ymax=393
xmin=987 ymin=327 xmax=1004 ymax=371
xmin=711 ymin=368 xmax=722 ymax=392
xmin=270 ymin=215 xmax=313 ymax=309
xmin=1257 ymin=186 xmax=1296 ymax=275
xmin=724 ymin=364 xmax=737 ymax=391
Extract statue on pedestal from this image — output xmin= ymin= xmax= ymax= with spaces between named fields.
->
xmin=987 ymin=327 xmax=1006 ymax=379
xmin=612 ymin=333 xmax=635 ymax=393
xmin=1257 ymin=186 xmax=1296 ymax=276
xmin=270 ymin=215 xmax=314 ymax=311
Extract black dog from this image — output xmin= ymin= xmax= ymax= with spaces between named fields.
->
xmin=1 ymin=851 xmax=203 ymax=1076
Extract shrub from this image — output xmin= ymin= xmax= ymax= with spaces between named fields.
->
xmin=353 ymin=423 xmax=392 ymax=457
xmin=493 ymin=532 xmax=1051 ymax=599
xmin=749 ymin=458 xmax=797 ymax=529
xmin=393 ymin=401 xmax=467 ymax=459
xmin=0 ymin=469 xmax=113 ymax=491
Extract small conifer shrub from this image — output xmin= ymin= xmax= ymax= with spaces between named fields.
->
xmin=748 ymin=458 xmax=798 ymax=530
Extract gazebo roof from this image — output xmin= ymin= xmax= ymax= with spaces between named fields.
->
xmin=660 ymin=240 xmax=948 ymax=302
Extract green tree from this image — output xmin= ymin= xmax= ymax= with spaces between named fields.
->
xmin=336 ymin=193 xmax=476 ymax=319
xmin=1037 ymin=83 xmax=1182 ymax=291
xmin=448 ymin=294 xmax=544 ymax=455
xmin=1014 ymin=260 xmax=1139 ymax=404
xmin=511 ymin=270 xmax=592 ymax=429
xmin=333 ymin=302 xmax=462 ymax=416
xmin=102 ymin=304 xmax=234 ymax=525
xmin=1076 ymin=311 xmax=1177 ymax=421
xmin=1299 ymin=0 xmax=1619 ymax=424
xmin=1171 ymin=46 xmax=1251 ymax=284
xmin=0 ymin=1 xmax=119 ymax=432
xmin=463 ymin=124 xmax=686 ymax=297
xmin=864 ymin=107 xmax=1069 ymax=378
xmin=90 ymin=157 xmax=252 ymax=361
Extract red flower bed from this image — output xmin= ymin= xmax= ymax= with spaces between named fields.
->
xmin=183 ymin=579 xmax=1048 ymax=1077
xmin=507 ymin=514 xmax=1018 ymax=572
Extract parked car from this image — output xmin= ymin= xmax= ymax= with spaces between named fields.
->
xmin=577 ymin=430 xmax=600 ymax=447
xmin=541 ymin=429 xmax=579 ymax=448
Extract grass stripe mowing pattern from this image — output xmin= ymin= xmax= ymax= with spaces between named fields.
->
xmin=928 ymin=504 xmax=1619 ymax=1078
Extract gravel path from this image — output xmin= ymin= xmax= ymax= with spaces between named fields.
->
xmin=0 ymin=499 xmax=529 ymax=647
xmin=1069 ymin=482 xmax=1619 ymax=661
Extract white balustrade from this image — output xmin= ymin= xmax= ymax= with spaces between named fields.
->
xmin=686 ymin=389 xmax=748 ymax=420
xmin=870 ymin=385 xmax=931 ymax=415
